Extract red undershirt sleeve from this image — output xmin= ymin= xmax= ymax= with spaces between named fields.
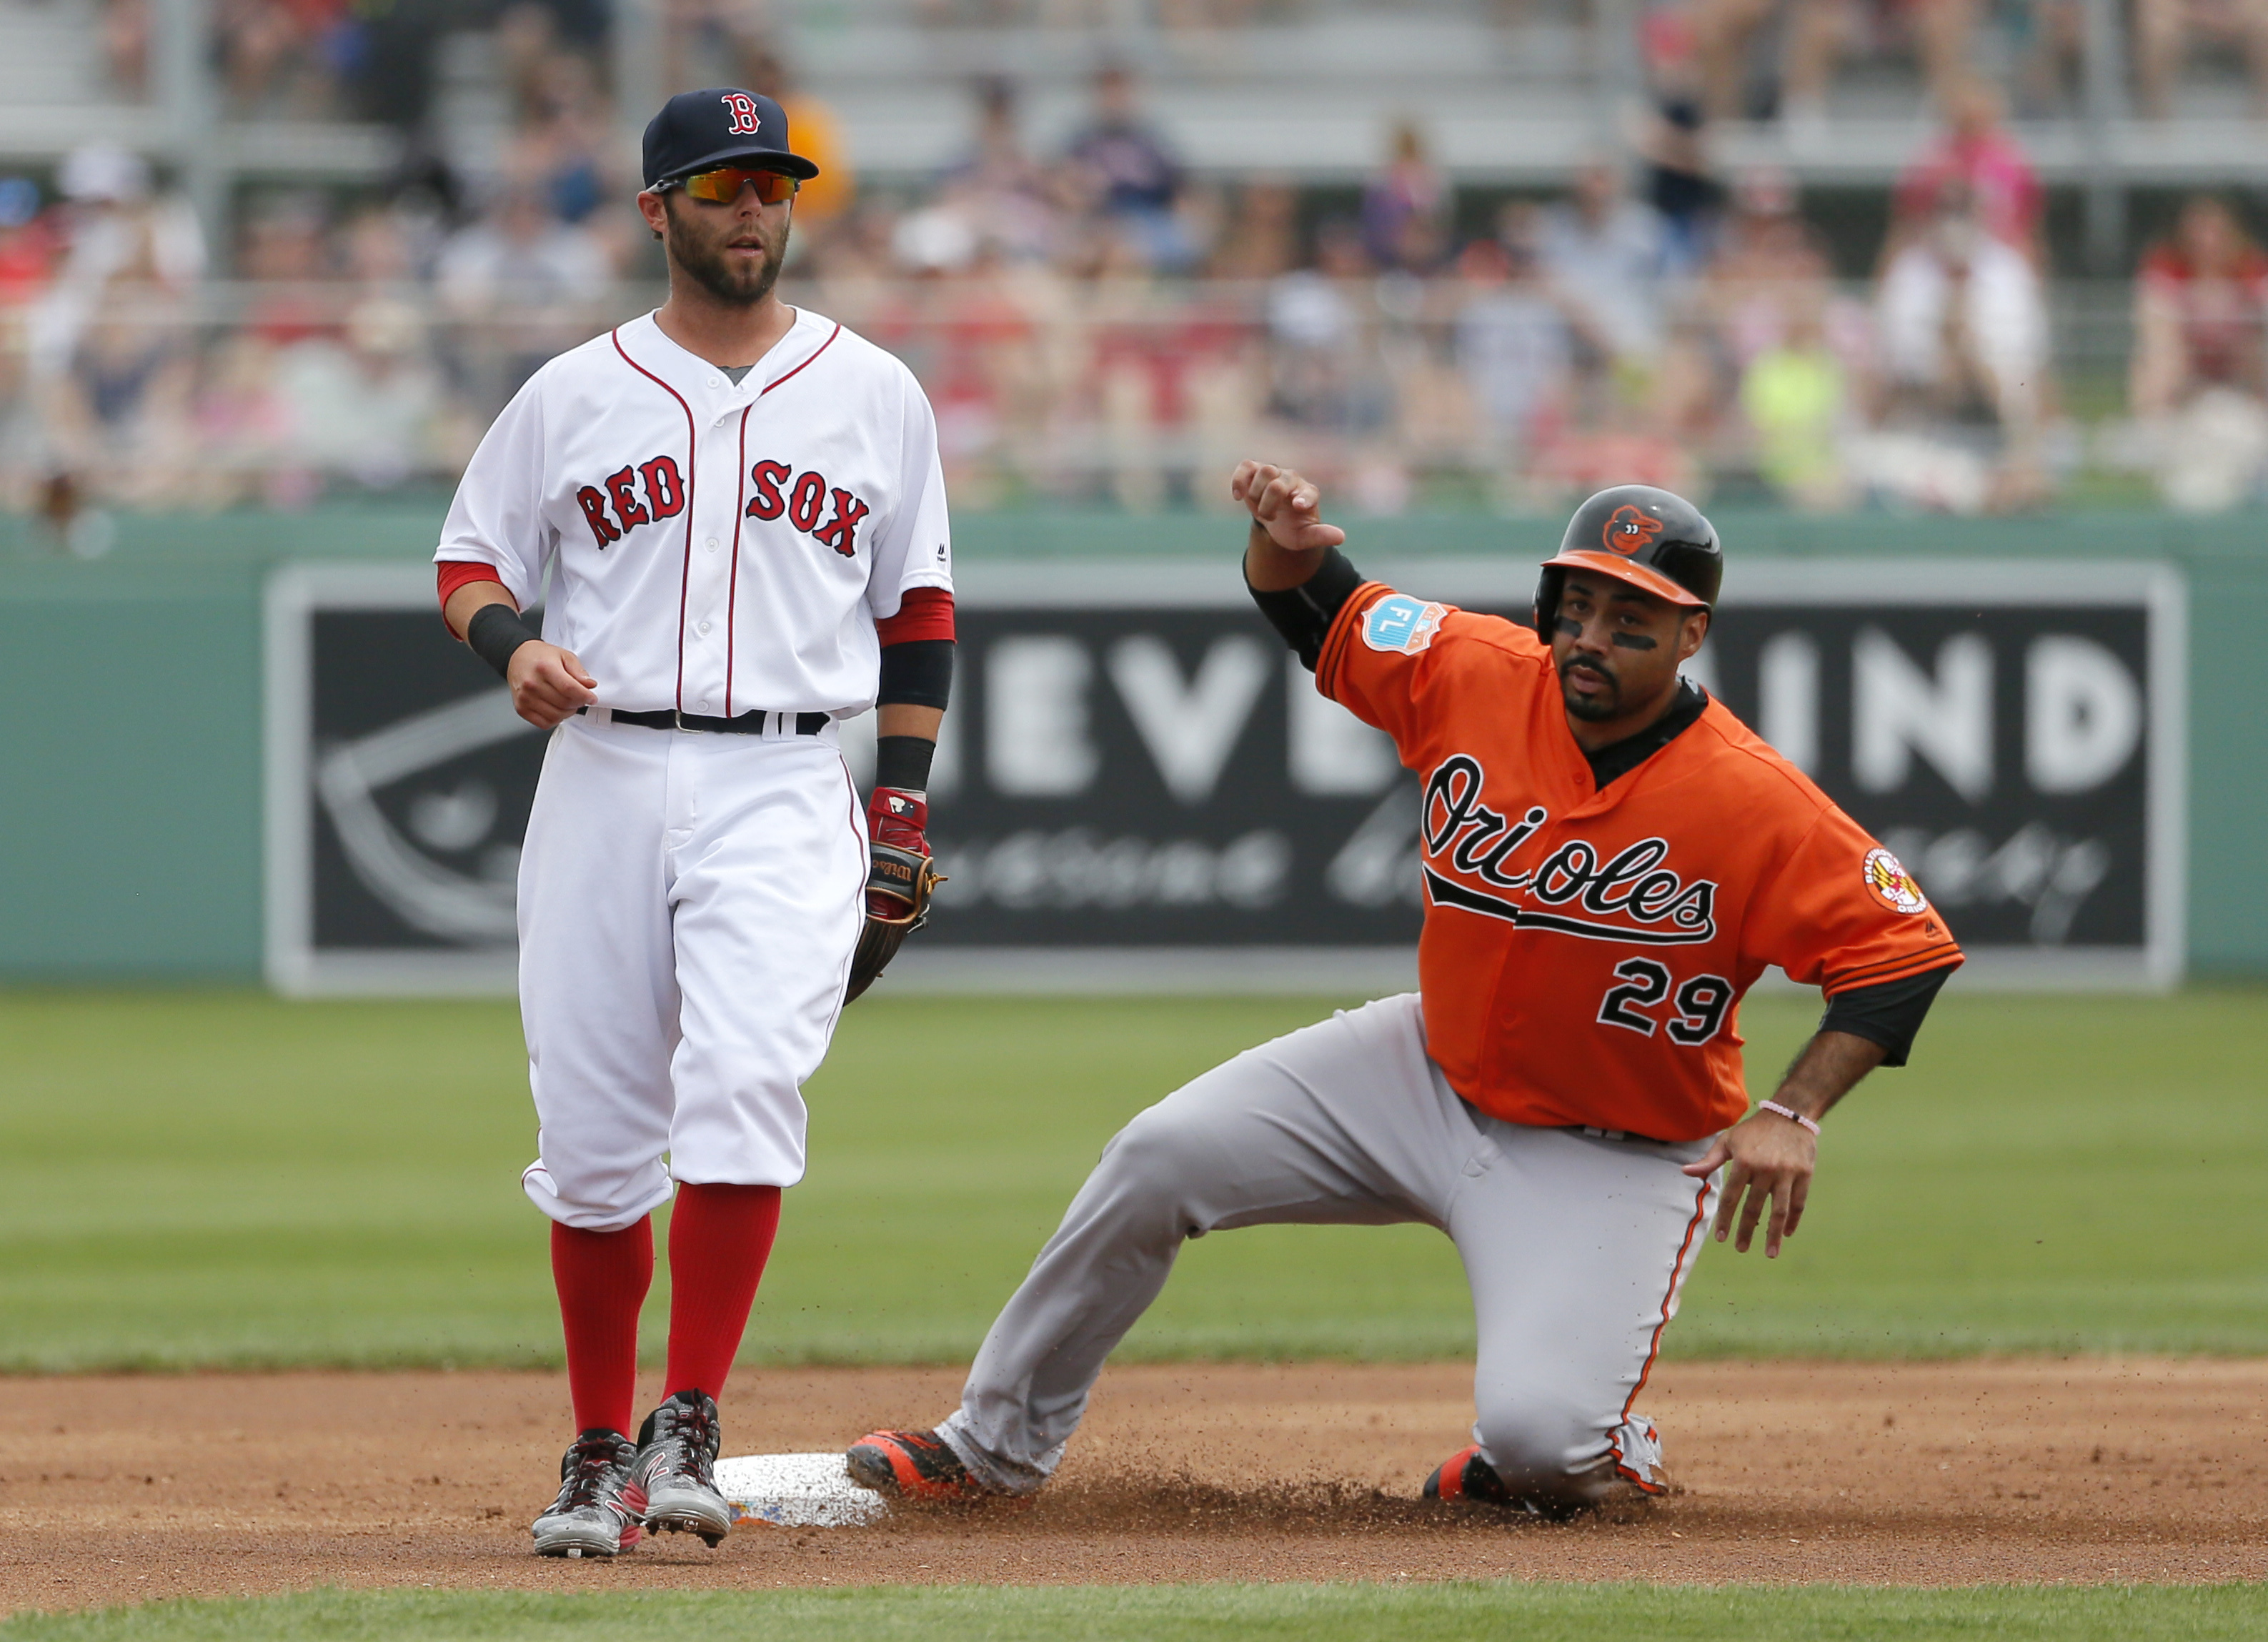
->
xmin=875 ymin=587 xmax=955 ymax=646
xmin=437 ymin=559 xmax=512 ymax=630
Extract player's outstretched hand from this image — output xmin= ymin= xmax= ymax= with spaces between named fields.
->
xmin=1231 ymin=460 xmax=1347 ymax=555
xmin=1683 ymin=1110 xmax=1816 ymax=1259
xmin=505 ymin=642 xmax=599 ymax=730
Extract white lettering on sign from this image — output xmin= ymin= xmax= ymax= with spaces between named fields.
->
xmin=1107 ymin=634 xmax=1270 ymax=805
xmin=1288 ymin=655 xmax=1399 ymax=797
xmin=1854 ymin=628 xmax=1993 ymax=802
xmin=1758 ymin=630 xmax=1819 ymax=773
xmin=2026 ymin=635 xmax=2142 ymax=794
xmin=987 ymin=637 xmax=1097 ymax=796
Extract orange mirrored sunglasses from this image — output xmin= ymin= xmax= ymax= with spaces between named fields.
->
xmin=673 ymin=166 xmax=800 ymax=206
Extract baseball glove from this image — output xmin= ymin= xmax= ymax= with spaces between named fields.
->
xmin=847 ymin=790 xmax=943 ymax=1003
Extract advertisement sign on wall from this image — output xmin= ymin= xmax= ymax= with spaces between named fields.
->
xmin=264 ymin=558 xmax=2183 ymax=995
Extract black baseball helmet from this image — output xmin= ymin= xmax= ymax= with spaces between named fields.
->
xmin=1533 ymin=484 xmax=1722 ymax=637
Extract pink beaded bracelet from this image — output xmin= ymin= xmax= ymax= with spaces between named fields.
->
xmin=1758 ymin=1100 xmax=1821 ymax=1137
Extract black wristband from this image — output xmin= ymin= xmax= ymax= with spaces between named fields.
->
xmin=1248 ymin=547 xmax=1364 ymax=671
xmin=874 ymin=735 xmax=936 ymax=793
xmin=877 ymin=638 xmax=954 ymax=710
xmin=466 ymin=602 xmax=539 ymax=681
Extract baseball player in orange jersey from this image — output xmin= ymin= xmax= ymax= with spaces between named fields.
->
xmin=845 ymin=468 xmax=1963 ymax=1513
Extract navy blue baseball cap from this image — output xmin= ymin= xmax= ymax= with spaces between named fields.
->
xmin=642 ymin=88 xmax=820 ymax=189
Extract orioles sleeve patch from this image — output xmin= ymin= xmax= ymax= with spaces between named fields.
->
xmin=1862 ymin=847 xmax=1930 ymax=915
xmin=1361 ymin=594 xmax=1448 ymax=656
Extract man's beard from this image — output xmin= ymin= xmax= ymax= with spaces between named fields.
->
xmin=1558 ymin=657 xmax=1621 ymax=722
xmin=667 ymin=207 xmax=788 ymax=307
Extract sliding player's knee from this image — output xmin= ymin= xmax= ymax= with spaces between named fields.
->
xmin=1086 ymin=1100 xmax=1232 ymax=1232
xmin=1471 ymin=1385 xmax=1622 ymax=1508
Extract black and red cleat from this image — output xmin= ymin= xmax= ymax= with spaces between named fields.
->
xmin=1423 ymin=1443 xmax=1516 ymax=1506
xmin=844 ymin=1428 xmax=988 ymax=1501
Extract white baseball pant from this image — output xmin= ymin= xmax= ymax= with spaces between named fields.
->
xmin=938 ymin=992 xmax=1721 ymax=1506
xmin=516 ymin=709 xmax=867 ymax=1231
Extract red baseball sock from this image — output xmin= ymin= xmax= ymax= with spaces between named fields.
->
xmin=550 ymin=1216 xmax=654 ymax=1438
xmin=663 ymin=1183 xmax=783 ymax=1403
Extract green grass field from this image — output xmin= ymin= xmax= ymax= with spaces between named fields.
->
xmin=5 ymin=1584 xmax=2267 ymax=1642
xmin=4 ymin=1578 xmax=2268 ymax=1642
xmin=1 ymin=988 xmax=2264 ymax=1372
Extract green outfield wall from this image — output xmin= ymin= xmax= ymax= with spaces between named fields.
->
xmin=1 ymin=504 xmax=2263 ymax=982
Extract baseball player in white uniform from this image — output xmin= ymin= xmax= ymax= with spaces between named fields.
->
xmin=434 ymin=88 xmax=955 ymax=1558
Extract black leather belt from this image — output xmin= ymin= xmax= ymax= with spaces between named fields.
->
xmin=598 ymin=707 xmax=830 ymax=736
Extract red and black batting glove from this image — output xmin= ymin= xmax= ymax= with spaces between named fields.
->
xmin=846 ymin=787 xmax=942 ymax=1002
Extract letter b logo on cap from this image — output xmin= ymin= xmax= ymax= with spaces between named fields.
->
xmin=722 ymin=92 xmax=761 ymax=134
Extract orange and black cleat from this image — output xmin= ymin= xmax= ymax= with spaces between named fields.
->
xmin=1423 ymin=1443 xmax=1516 ymax=1506
xmin=844 ymin=1428 xmax=989 ymax=1501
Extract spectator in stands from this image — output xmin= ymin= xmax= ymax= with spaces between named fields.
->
xmin=1741 ymin=296 xmax=1853 ymax=509
xmin=504 ymin=48 xmax=616 ymax=227
xmin=1536 ymin=159 xmax=1668 ymax=360
xmin=1063 ymin=65 xmax=1193 ymax=272
xmin=1266 ymin=217 xmax=1400 ymax=504
xmin=1208 ymin=177 xmax=1299 ymax=280
xmin=26 ymin=146 xmax=203 ymax=386
xmin=272 ymin=294 xmax=449 ymax=492
xmin=1640 ymin=97 xmax=1726 ymax=277
xmin=435 ymin=176 xmax=610 ymax=408
xmin=1453 ymin=206 xmax=1573 ymax=480
xmin=747 ymin=50 xmax=857 ymax=234
xmin=2127 ymin=194 xmax=2268 ymax=509
xmin=0 ymin=179 xmax=59 ymax=309
xmin=41 ymin=243 xmax=199 ymax=509
xmin=942 ymin=79 xmax=1062 ymax=266
xmin=239 ymin=195 xmax=337 ymax=349
xmin=2135 ymin=0 xmax=2268 ymax=118
xmin=1893 ymin=77 xmax=2043 ymax=261
xmin=1869 ymin=179 xmax=2051 ymax=511
xmin=1707 ymin=166 xmax=1874 ymax=373
xmin=101 ymin=0 xmax=150 ymax=99
xmin=1361 ymin=120 xmax=1451 ymax=275
xmin=1692 ymin=0 xmax=1976 ymax=131
xmin=217 ymin=0 xmax=352 ymax=116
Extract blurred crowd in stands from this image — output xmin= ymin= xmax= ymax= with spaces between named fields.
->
xmin=4 ymin=1 xmax=2267 ymax=529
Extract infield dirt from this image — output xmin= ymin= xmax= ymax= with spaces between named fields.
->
xmin=2 ymin=1359 xmax=2262 ymax=1612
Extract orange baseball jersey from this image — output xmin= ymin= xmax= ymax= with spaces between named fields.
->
xmin=1315 ymin=582 xmax=1963 ymax=1143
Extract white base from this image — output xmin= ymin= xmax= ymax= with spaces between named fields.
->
xmin=714 ymin=1452 xmax=889 ymax=1528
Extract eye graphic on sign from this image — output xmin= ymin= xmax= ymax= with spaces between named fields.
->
xmin=722 ymin=92 xmax=762 ymax=134
xmin=1861 ymin=846 xmax=1929 ymax=915
xmin=1603 ymin=504 xmax=1665 ymax=556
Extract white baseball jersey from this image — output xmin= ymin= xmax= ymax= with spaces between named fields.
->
xmin=435 ymin=306 xmax=953 ymax=717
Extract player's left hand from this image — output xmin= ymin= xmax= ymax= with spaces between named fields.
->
xmin=865 ymin=787 xmax=929 ymax=916
xmin=1683 ymin=1111 xmax=1816 ymax=1259
xmin=1230 ymin=461 xmax=1347 ymax=555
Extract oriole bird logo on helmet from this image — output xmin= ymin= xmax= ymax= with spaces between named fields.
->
xmin=1602 ymin=504 xmax=1665 ymax=556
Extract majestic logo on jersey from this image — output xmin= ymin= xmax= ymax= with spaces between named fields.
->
xmin=1861 ymin=847 xmax=1929 ymax=915
xmin=745 ymin=461 xmax=870 ymax=555
xmin=1361 ymin=594 xmax=1446 ymax=655
xmin=1419 ymin=753 xmax=1719 ymax=944
xmin=1602 ymin=504 xmax=1664 ymax=557
xmin=575 ymin=455 xmax=687 ymax=546
xmin=721 ymin=93 xmax=762 ymax=135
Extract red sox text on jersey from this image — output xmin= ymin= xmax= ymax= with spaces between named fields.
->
xmin=574 ymin=456 xmax=872 ymax=559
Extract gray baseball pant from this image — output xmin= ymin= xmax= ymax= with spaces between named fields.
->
xmin=937 ymin=992 xmax=1720 ymax=1507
